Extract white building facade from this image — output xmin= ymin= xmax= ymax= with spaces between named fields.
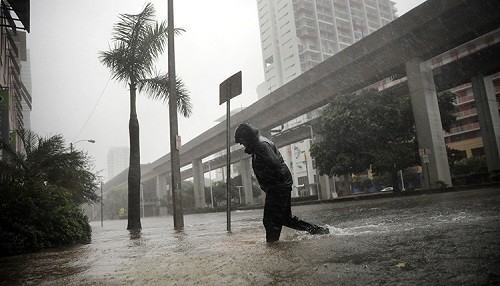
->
xmin=107 ymin=147 xmax=130 ymax=180
xmin=256 ymin=0 xmax=397 ymax=197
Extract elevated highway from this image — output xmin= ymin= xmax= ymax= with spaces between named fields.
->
xmin=105 ymin=0 xmax=500 ymax=211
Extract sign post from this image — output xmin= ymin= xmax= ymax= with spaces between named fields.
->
xmin=219 ymin=71 xmax=242 ymax=232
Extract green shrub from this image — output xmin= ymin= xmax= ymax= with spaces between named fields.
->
xmin=0 ymin=181 xmax=91 ymax=257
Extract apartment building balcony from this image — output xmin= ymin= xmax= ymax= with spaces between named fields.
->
xmin=450 ymin=82 xmax=472 ymax=93
xmin=317 ymin=13 xmax=335 ymax=23
xmin=295 ymin=11 xmax=316 ymax=22
xmin=300 ymin=59 xmax=321 ymax=71
xmin=297 ymin=28 xmax=318 ymax=39
xmin=456 ymin=94 xmax=475 ymax=105
xmin=299 ymin=47 xmax=321 ymax=59
xmin=294 ymin=3 xmax=314 ymax=14
xmin=454 ymin=108 xmax=477 ymax=120
xmin=296 ymin=19 xmax=316 ymax=30
xmin=446 ymin=122 xmax=481 ymax=136
xmin=332 ymin=2 xmax=348 ymax=13
xmin=316 ymin=0 xmax=331 ymax=10
xmin=367 ymin=19 xmax=380 ymax=29
xmin=349 ymin=0 xmax=363 ymax=11
xmin=338 ymin=34 xmax=353 ymax=44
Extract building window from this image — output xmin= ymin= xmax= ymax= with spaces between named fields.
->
xmin=471 ymin=147 xmax=485 ymax=157
xmin=265 ymin=56 xmax=274 ymax=67
xmin=298 ymin=176 xmax=309 ymax=185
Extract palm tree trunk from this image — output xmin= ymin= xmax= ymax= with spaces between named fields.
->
xmin=127 ymin=84 xmax=142 ymax=230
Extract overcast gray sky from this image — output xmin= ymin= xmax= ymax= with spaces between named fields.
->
xmin=28 ymin=0 xmax=425 ymax=181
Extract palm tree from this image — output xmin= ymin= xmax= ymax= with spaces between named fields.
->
xmin=99 ymin=3 xmax=192 ymax=230
xmin=0 ymin=130 xmax=97 ymax=256
xmin=0 ymin=129 xmax=100 ymax=204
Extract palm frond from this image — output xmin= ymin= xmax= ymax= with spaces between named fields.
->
xmin=138 ymin=74 xmax=193 ymax=117
xmin=99 ymin=43 xmax=132 ymax=83
xmin=113 ymin=3 xmax=156 ymax=46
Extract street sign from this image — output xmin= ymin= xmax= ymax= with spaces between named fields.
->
xmin=219 ymin=71 xmax=242 ymax=233
xmin=219 ymin=71 xmax=242 ymax=105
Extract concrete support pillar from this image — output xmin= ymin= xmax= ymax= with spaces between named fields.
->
xmin=192 ymin=159 xmax=206 ymax=209
xmin=471 ymin=75 xmax=500 ymax=171
xmin=319 ymin=174 xmax=331 ymax=200
xmin=405 ymin=58 xmax=452 ymax=188
xmin=331 ymin=176 xmax=339 ymax=198
xmin=240 ymin=157 xmax=254 ymax=205
xmin=158 ymin=173 xmax=168 ymax=198
xmin=155 ymin=176 xmax=161 ymax=197
xmin=158 ymin=173 xmax=169 ymax=215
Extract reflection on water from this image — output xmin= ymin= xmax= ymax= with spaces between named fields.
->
xmin=129 ymin=229 xmax=142 ymax=240
xmin=0 ymin=188 xmax=498 ymax=285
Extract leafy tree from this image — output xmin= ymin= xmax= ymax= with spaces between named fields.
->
xmin=0 ymin=130 xmax=98 ymax=256
xmin=180 ymin=180 xmax=195 ymax=213
xmin=311 ymin=89 xmax=457 ymax=187
xmin=0 ymin=130 xmax=99 ymax=203
xmin=99 ymin=3 xmax=192 ymax=230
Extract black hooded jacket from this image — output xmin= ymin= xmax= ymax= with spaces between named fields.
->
xmin=236 ymin=124 xmax=293 ymax=192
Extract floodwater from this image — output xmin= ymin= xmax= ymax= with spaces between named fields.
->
xmin=1 ymin=188 xmax=499 ymax=285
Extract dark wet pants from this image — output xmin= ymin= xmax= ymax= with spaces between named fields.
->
xmin=263 ymin=186 xmax=318 ymax=243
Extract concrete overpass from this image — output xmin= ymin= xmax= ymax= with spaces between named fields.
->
xmin=105 ymin=0 xmax=500 ymax=212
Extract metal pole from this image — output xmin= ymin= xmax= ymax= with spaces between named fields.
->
xmin=140 ymin=184 xmax=144 ymax=218
xmin=425 ymin=162 xmax=432 ymax=190
xmin=100 ymin=182 xmax=103 ymax=227
xmin=226 ymin=83 xmax=231 ymax=232
xmin=168 ymin=0 xmax=184 ymax=231
xmin=399 ymin=170 xmax=405 ymax=191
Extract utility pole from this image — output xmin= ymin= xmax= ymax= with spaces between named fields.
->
xmin=168 ymin=0 xmax=183 ymax=231
xmin=100 ymin=182 xmax=103 ymax=227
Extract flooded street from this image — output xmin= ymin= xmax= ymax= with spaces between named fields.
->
xmin=1 ymin=188 xmax=499 ymax=285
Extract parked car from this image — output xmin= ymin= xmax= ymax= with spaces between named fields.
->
xmin=380 ymin=186 xmax=393 ymax=192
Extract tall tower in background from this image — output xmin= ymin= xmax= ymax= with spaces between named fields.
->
xmin=21 ymin=49 xmax=32 ymax=131
xmin=107 ymin=147 xmax=130 ymax=180
xmin=256 ymin=0 xmax=397 ymax=197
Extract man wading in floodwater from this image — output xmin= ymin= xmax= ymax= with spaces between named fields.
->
xmin=235 ymin=123 xmax=329 ymax=243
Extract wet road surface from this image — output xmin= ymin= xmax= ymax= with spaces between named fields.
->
xmin=0 ymin=187 xmax=499 ymax=285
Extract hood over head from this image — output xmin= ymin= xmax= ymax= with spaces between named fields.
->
xmin=235 ymin=123 xmax=259 ymax=144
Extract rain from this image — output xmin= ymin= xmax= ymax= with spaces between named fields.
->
xmin=1 ymin=0 xmax=499 ymax=285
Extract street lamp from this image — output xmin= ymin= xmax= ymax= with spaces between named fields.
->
xmin=70 ymin=139 xmax=95 ymax=152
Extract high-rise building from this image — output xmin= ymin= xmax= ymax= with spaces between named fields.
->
xmin=434 ymin=30 xmax=500 ymax=159
xmin=256 ymin=0 xmax=397 ymax=197
xmin=0 ymin=2 xmax=31 ymax=159
xmin=20 ymin=49 xmax=32 ymax=131
xmin=107 ymin=147 xmax=130 ymax=180
xmin=256 ymin=0 xmax=396 ymax=98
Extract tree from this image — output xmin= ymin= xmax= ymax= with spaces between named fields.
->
xmin=0 ymin=130 xmax=98 ymax=256
xmin=0 ymin=129 xmax=100 ymax=203
xmin=99 ymin=3 xmax=192 ymax=230
xmin=311 ymin=89 xmax=457 ymax=186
